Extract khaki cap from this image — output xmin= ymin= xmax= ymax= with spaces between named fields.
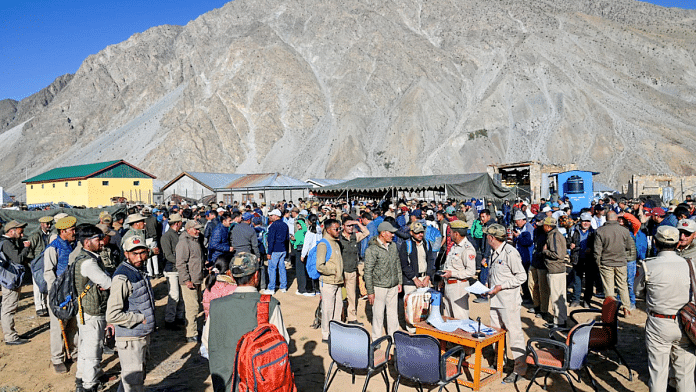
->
xmin=185 ymin=220 xmax=203 ymax=230
xmin=96 ymin=223 xmax=117 ymax=237
xmin=4 ymin=220 xmax=27 ymax=231
xmin=55 ymin=217 xmax=77 ymax=230
xmin=543 ymin=217 xmax=557 ymax=226
xmin=125 ymin=213 xmax=146 ymax=225
xmin=38 ymin=216 xmax=54 ymax=223
xmin=54 ymin=213 xmax=69 ymax=221
xmin=410 ymin=222 xmax=425 ymax=233
xmin=450 ymin=220 xmax=470 ymax=229
xmin=483 ymin=223 xmax=507 ymax=239
xmin=168 ymin=213 xmax=182 ymax=223
xmin=655 ymin=225 xmax=679 ymax=245
xmin=123 ymin=236 xmax=148 ymax=252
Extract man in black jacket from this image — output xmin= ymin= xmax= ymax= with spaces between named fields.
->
xmin=568 ymin=213 xmax=596 ymax=308
xmin=0 ymin=220 xmax=30 ymax=345
xmin=399 ymin=222 xmax=435 ymax=332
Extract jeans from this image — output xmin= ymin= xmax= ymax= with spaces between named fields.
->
xmin=268 ymin=251 xmax=287 ymax=291
xmin=568 ymin=263 xmax=583 ymax=303
xmin=618 ymin=260 xmax=637 ymax=307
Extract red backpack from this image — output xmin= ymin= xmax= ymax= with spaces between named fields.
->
xmin=233 ymin=295 xmax=297 ymax=392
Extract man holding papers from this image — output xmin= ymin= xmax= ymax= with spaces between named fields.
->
xmin=440 ymin=220 xmax=477 ymax=320
xmin=484 ymin=224 xmax=528 ymax=384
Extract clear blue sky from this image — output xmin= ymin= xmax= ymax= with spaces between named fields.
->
xmin=1 ymin=0 xmax=694 ymax=101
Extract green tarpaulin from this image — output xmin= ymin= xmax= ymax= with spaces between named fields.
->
xmin=0 ymin=206 xmax=127 ymax=237
xmin=314 ymin=173 xmax=513 ymax=201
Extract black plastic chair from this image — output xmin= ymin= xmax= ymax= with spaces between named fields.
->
xmin=392 ymin=330 xmax=463 ymax=392
xmin=323 ymin=320 xmax=392 ymax=392
xmin=525 ymin=321 xmax=597 ymax=392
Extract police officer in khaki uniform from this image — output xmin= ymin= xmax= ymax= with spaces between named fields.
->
xmin=642 ymin=225 xmax=696 ymax=392
xmin=484 ymin=223 xmax=528 ymax=383
xmin=440 ymin=220 xmax=476 ymax=320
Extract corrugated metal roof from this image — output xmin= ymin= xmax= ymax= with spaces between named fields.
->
xmin=218 ymin=173 xmax=310 ymax=191
xmin=23 ymin=160 xmax=155 ymax=183
xmin=24 ymin=160 xmax=121 ymax=183
xmin=187 ymin=172 xmax=246 ymax=189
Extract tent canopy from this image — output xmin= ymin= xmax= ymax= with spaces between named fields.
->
xmin=314 ymin=173 xmax=513 ymax=201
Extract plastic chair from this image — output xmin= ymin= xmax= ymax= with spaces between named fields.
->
xmin=392 ymin=331 xmax=463 ymax=392
xmin=525 ymin=321 xmax=597 ymax=392
xmin=569 ymin=296 xmax=633 ymax=380
xmin=323 ymin=320 xmax=392 ymax=392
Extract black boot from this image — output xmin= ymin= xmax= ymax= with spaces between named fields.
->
xmin=75 ymin=378 xmax=84 ymax=392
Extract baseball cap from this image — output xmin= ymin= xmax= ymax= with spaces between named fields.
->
xmin=655 ymin=225 xmax=679 ymax=245
xmin=185 ymin=220 xmax=203 ymax=230
xmin=542 ymin=206 xmax=552 ymax=213
xmin=410 ymin=222 xmax=425 ymax=233
xmin=678 ymin=219 xmax=696 ymax=233
xmin=483 ymin=224 xmax=506 ymax=239
xmin=123 ymin=236 xmax=148 ymax=252
xmin=229 ymin=252 xmax=259 ymax=278
xmin=543 ymin=217 xmax=557 ymax=226
xmin=269 ymin=209 xmax=282 ymax=217
xmin=377 ymin=222 xmax=398 ymax=233
xmin=242 ymin=212 xmax=253 ymax=221
xmin=445 ymin=206 xmax=456 ymax=215
xmin=650 ymin=207 xmax=666 ymax=217
xmin=168 ymin=213 xmax=182 ymax=223
xmin=580 ymin=212 xmax=593 ymax=221
xmin=513 ymin=210 xmax=526 ymax=221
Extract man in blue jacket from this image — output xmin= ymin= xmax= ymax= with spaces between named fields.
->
xmin=207 ymin=213 xmax=233 ymax=266
xmin=263 ymin=209 xmax=289 ymax=294
xmin=512 ymin=210 xmax=534 ymax=304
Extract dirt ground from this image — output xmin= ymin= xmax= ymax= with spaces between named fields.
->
xmin=0 ymin=270 xmax=649 ymax=392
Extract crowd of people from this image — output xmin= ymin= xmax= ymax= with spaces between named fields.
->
xmin=1 ymin=193 xmax=696 ymax=391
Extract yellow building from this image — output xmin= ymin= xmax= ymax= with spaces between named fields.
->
xmin=24 ymin=160 xmax=156 ymax=207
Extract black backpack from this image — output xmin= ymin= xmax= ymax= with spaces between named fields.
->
xmin=48 ymin=261 xmax=78 ymax=321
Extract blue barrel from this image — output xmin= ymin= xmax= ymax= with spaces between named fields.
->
xmin=566 ymin=176 xmax=584 ymax=194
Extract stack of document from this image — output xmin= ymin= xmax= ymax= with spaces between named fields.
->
xmin=460 ymin=323 xmax=497 ymax=335
xmin=465 ymin=281 xmax=491 ymax=295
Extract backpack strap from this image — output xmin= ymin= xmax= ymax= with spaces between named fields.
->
xmin=257 ymin=294 xmax=271 ymax=324
xmin=686 ymin=258 xmax=696 ymax=303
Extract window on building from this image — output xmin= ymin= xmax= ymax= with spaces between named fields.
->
xmin=223 ymin=194 xmax=232 ymax=205
xmin=102 ymin=181 xmax=109 ymax=186
xmin=41 ymin=184 xmax=44 ymax=189
xmin=52 ymin=183 xmax=55 ymax=188
xmin=78 ymin=181 xmax=81 ymax=186
xmin=259 ymin=193 xmax=264 ymax=199
xmin=31 ymin=185 xmax=33 ymax=190
xmin=65 ymin=182 xmax=68 ymax=187
xmin=133 ymin=181 xmax=140 ymax=186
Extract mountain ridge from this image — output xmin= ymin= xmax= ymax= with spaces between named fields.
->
xmin=3 ymin=0 xmax=696 ymax=200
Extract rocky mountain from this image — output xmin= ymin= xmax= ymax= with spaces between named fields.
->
xmin=3 ymin=0 xmax=696 ymax=200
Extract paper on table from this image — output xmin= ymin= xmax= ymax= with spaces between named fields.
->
xmin=428 ymin=317 xmax=476 ymax=333
xmin=466 ymin=281 xmax=491 ymax=295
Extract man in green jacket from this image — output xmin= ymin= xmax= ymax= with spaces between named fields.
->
xmin=365 ymin=222 xmax=402 ymax=338
xmin=542 ymin=217 xmax=567 ymax=328
xmin=27 ymin=215 xmax=54 ymax=317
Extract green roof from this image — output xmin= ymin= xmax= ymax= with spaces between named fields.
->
xmin=23 ymin=160 xmax=155 ymax=183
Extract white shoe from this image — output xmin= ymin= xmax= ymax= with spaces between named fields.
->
xmin=280 ymin=289 xmax=287 ymax=293
xmin=303 ymin=292 xmax=316 ymax=297
xmin=295 ymin=290 xmax=304 ymax=296
xmin=260 ymin=289 xmax=274 ymax=295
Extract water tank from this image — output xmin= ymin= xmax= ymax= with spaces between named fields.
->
xmin=566 ymin=175 xmax=584 ymax=194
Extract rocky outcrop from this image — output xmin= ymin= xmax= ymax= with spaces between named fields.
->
xmin=4 ymin=0 xmax=696 ymax=199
